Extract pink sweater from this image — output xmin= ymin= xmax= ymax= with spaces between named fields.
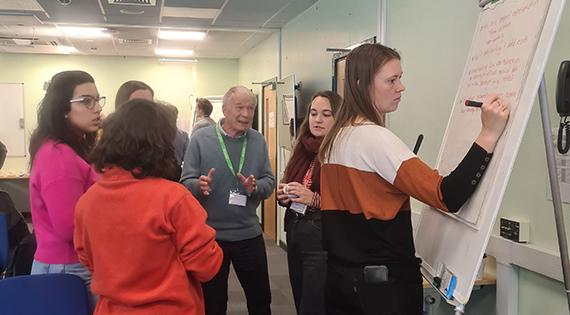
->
xmin=30 ymin=140 xmax=97 ymax=264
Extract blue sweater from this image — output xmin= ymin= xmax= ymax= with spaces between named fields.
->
xmin=180 ymin=125 xmax=275 ymax=241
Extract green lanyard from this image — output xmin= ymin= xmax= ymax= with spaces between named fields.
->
xmin=215 ymin=124 xmax=247 ymax=176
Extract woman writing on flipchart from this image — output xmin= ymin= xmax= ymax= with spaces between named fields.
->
xmin=318 ymin=43 xmax=510 ymax=315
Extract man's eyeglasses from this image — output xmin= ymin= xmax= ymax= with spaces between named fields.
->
xmin=70 ymin=96 xmax=106 ymax=110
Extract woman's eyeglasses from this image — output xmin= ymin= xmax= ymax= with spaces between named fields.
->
xmin=70 ymin=96 xmax=106 ymax=110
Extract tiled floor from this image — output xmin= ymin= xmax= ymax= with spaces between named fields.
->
xmin=227 ymin=237 xmax=296 ymax=315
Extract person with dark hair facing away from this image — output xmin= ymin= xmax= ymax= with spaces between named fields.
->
xmin=0 ymin=140 xmax=35 ymax=278
xmin=114 ymin=80 xmax=154 ymax=109
xmin=276 ymin=91 xmax=341 ymax=315
xmin=161 ymin=101 xmax=190 ymax=166
xmin=74 ymin=99 xmax=223 ymax=315
xmin=28 ymin=70 xmax=103 ymax=309
xmin=192 ymin=97 xmax=216 ymax=133
xmin=318 ymin=43 xmax=510 ymax=315
xmin=181 ymin=86 xmax=275 ymax=315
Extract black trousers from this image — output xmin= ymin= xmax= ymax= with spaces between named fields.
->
xmin=285 ymin=211 xmax=327 ymax=315
xmin=202 ymin=234 xmax=271 ymax=315
xmin=325 ymin=260 xmax=423 ymax=315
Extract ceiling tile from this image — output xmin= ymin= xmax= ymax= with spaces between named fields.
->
xmin=0 ymin=0 xmax=313 ymax=59
xmin=263 ymin=0 xmax=316 ymax=27
xmin=162 ymin=7 xmax=218 ymax=19
xmin=164 ymin=0 xmax=224 ymax=9
xmin=0 ymin=25 xmax=62 ymax=38
xmin=160 ymin=16 xmax=213 ymax=28
xmin=0 ymin=14 xmax=42 ymax=26
xmin=105 ymin=14 xmax=160 ymax=26
xmin=0 ymin=0 xmax=44 ymax=11
xmin=213 ymin=0 xmax=290 ymax=27
xmin=35 ymin=0 xmax=105 ymax=24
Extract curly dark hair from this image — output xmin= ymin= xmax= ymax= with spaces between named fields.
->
xmin=90 ymin=99 xmax=180 ymax=180
xmin=29 ymin=70 xmax=97 ymax=166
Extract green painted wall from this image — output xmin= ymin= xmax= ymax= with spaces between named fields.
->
xmin=281 ymin=0 xmax=377 ymax=108
xmin=0 ymin=53 xmax=238 ymax=173
xmin=238 ymin=32 xmax=280 ymax=104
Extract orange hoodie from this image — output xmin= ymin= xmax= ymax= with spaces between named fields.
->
xmin=74 ymin=167 xmax=222 ymax=315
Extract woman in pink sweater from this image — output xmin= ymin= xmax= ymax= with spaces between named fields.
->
xmin=29 ymin=70 xmax=104 ymax=309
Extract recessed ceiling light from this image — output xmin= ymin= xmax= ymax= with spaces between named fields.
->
xmin=59 ymin=26 xmax=111 ymax=38
xmin=155 ymin=48 xmax=194 ymax=57
xmin=158 ymin=30 xmax=205 ymax=41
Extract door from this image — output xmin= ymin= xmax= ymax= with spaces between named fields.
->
xmin=335 ymin=57 xmax=346 ymax=98
xmin=262 ymin=84 xmax=277 ymax=241
xmin=275 ymin=75 xmax=297 ymax=246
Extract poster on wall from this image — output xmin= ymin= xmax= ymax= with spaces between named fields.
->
xmin=547 ymin=128 xmax=570 ymax=204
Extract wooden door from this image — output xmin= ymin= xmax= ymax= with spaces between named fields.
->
xmin=262 ymin=84 xmax=277 ymax=240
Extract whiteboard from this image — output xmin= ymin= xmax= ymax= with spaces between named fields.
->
xmin=415 ymin=0 xmax=565 ymax=305
xmin=0 ymin=83 xmax=26 ymax=156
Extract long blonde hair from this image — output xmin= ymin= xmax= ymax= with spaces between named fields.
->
xmin=319 ymin=44 xmax=401 ymax=162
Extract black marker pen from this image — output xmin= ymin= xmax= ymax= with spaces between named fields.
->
xmin=464 ymin=100 xmax=483 ymax=107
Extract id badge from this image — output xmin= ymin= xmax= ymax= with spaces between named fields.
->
xmin=290 ymin=202 xmax=307 ymax=215
xmin=229 ymin=190 xmax=247 ymax=207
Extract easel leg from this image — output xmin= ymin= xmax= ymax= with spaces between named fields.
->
xmin=538 ymin=75 xmax=570 ymax=312
xmin=454 ymin=303 xmax=465 ymax=315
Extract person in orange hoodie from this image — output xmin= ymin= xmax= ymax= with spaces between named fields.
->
xmin=74 ymin=99 xmax=223 ymax=315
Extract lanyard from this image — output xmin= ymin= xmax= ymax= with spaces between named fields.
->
xmin=302 ymin=158 xmax=317 ymax=189
xmin=215 ymin=124 xmax=247 ymax=176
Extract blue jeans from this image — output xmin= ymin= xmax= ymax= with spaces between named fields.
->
xmin=31 ymin=260 xmax=97 ymax=313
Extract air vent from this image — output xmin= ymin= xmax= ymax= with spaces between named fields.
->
xmin=0 ymin=39 xmax=16 ymax=45
xmin=118 ymin=38 xmax=152 ymax=45
xmin=108 ymin=0 xmax=156 ymax=6
xmin=48 ymin=40 xmax=60 ymax=46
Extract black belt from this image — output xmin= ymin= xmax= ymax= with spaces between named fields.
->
xmin=287 ymin=208 xmax=320 ymax=219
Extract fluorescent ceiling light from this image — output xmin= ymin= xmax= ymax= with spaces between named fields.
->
xmin=59 ymin=26 xmax=111 ymax=38
xmin=155 ymin=48 xmax=194 ymax=57
xmin=159 ymin=58 xmax=198 ymax=63
xmin=158 ymin=30 xmax=205 ymax=41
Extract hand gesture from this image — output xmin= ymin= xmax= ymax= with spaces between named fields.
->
xmin=199 ymin=168 xmax=215 ymax=196
xmin=285 ymin=182 xmax=314 ymax=206
xmin=237 ymin=173 xmax=257 ymax=194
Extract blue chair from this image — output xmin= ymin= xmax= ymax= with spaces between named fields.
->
xmin=0 ymin=212 xmax=8 ymax=275
xmin=0 ymin=273 xmax=90 ymax=315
